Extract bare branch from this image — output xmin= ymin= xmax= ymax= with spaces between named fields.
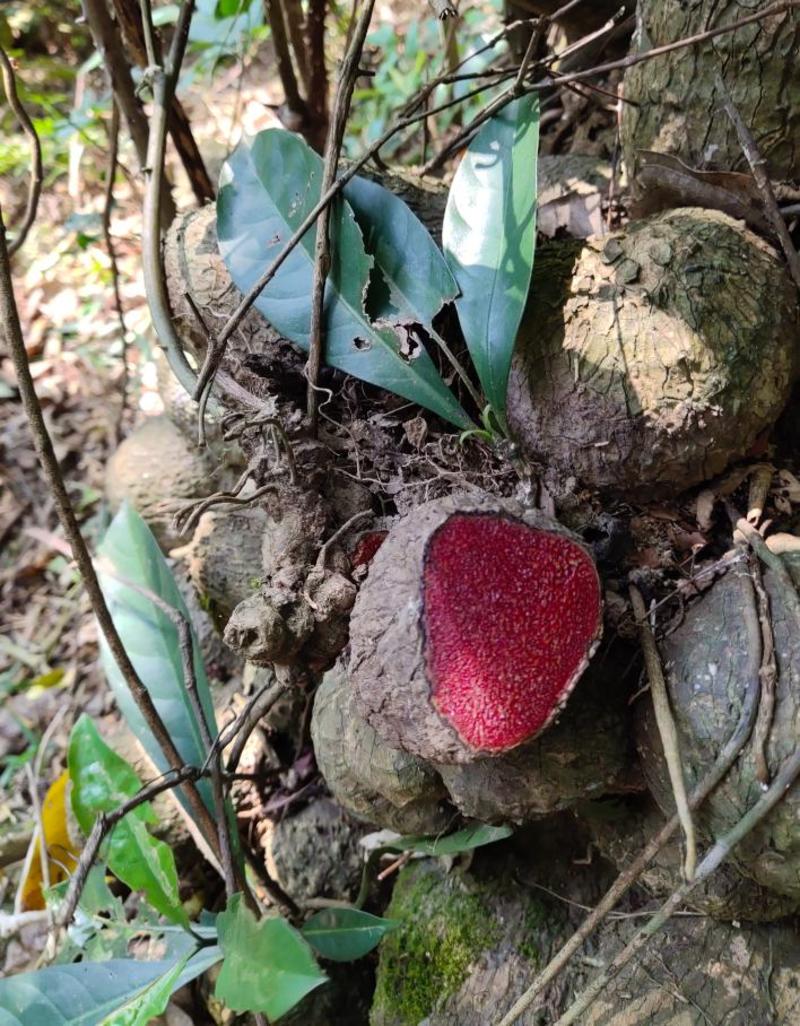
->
xmin=306 ymin=0 xmax=377 ymax=429
xmin=630 ymin=584 xmax=696 ymax=880
xmin=553 ymin=739 xmax=800 ymax=1026
xmin=0 ymin=46 xmax=43 ymax=256
xmin=716 ymin=71 xmax=800 ymax=292
xmin=0 ymin=206 xmax=219 ymax=872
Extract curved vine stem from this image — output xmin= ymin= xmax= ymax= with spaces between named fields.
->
xmin=0 ymin=45 xmax=43 ymax=257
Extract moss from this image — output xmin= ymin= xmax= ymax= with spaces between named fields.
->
xmin=371 ymin=863 xmax=499 ymax=1025
xmin=371 ymin=862 xmax=558 ymax=1026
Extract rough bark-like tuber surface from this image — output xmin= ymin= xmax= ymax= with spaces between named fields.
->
xmin=311 ymin=661 xmax=453 ymax=835
xmin=636 ymin=560 xmax=800 ymax=899
xmin=581 ymin=795 xmax=800 ymax=922
xmin=622 ymin=0 xmax=800 ymax=184
xmin=349 ymin=493 xmax=602 ymax=764
xmin=508 ymin=209 xmax=799 ymax=498
xmin=436 ymin=657 xmax=639 ymax=822
xmin=105 ymin=415 xmax=225 ymax=550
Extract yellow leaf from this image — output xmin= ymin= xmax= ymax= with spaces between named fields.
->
xmin=18 ymin=770 xmax=80 ymax=911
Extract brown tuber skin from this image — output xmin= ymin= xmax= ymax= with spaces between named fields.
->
xmin=581 ymin=795 xmax=800 ymax=922
xmin=349 ymin=493 xmax=602 ymax=765
xmin=436 ymin=658 xmax=640 ymax=822
xmin=636 ymin=560 xmax=800 ymax=900
xmin=311 ymin=661 xmax=454 ymax=835
xmin=105 ymin=415 xmax=227 ymax=550
xmin=508 ymin=208 xmax=799 ymax=499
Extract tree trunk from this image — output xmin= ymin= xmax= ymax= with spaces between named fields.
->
xmin=622 ymin=0 xmax=800 ymax=184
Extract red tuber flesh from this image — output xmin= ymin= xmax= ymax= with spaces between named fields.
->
xmin=349 ymin=494 xmax=603 ymax=764
xmin=424 ymin=513 xmax=602 ymax=753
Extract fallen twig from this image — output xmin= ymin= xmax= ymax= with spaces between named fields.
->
xmin=630 ymin=584 xmax=696 ymax=880
xmin=495 ymin=559 xmax=761 ymax=1026
xmin=553 ymin=739 xmax=800 ymax=1025
xmin=716 ymin=71 xmax=800 ymax=292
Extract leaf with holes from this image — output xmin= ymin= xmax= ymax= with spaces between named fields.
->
xmin=342 ymin=173 xmax=458 ymax=325
xmin=301 ymin=908 xmax=399 ymax=962
xmin=443 ymin=96 xmax=539 ymax=423
xmin=217 ymin=128 xmax=472 ymax=429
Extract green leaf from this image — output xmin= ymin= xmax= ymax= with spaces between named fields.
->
xmin=68 ymin=716 xmax=187 ymax=926
xmin=443 ymin=95 xmax=539 ymax=421
xmin=215 ymin=894 xmax=327 ymax=1018
xmin=0 ymin=949 xmax=219 ymax=1026
xmin=342 ymin=174 xmax=458 ymax=325
xmin=217 ymin=129 xmax=471 ymax=429
xmin=386 ymin=823 xmax=513 ymax=856
xmin=99 ymin=955 xmax=188 ymax=1026
xmin=96 ymin=503 xmax=215 ymax=821
xmin=301 ymin=908 xmax=399 ymax=962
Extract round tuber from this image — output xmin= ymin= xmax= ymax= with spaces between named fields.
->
xmin=349 ymin=493 xmax=602 ymax=764
xmin=507 ymin=209 xmax=799 ymax=498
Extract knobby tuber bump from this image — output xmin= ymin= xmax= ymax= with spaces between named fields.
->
xmin=310 ymin=661 xmax=453 ymax=835
xmin=508 ymin=208 xmax=799 ymax=499
xmin=349 ymin=493 xmax=602 ymax=764
xmin=636 ymin=561 xmax=800 ymax=900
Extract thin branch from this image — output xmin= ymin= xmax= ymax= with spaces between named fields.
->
xmin=57 ymin=766 xmax=201 ymax=930
xmin=716 ymin=71 xmax=800 ymax=292
xmin=225 ymin=680 xmax=288 ymax=772
xmin=0 ymin=46 xmax=43 ymax=256
xmin=101 ymin=100 xmax=129 ymax=445
xmin=630 ymin=584 xmax=696 ymax=880
xmin=96 ymin=561 xmax=240 ymax=899
xmin=306 ymin=0 xmax=377 ymax=429
xmin=495 ymin=560 xmax=761 ymax=1026
xmin=305 ymin=0 xmax=329 ymax=141
xmin=750 ymin=555 xmax=778 ymax=785
xmin=139 ymin=0 xmax=262 ymax=410
xmin=0 ymin=206 xmax=218 ymax=869
xmin=81 ymin=0 xmax=175 ymax=227
xmin=553 ymin=741 xmax=800 ymax=1026
xmin=264 ymin=0 xmax=309 ymax=121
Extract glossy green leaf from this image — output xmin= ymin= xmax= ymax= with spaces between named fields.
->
xmin=301 ymin=908 xmax=399 ymax=962
xmin=68 ymin=716 xmax=187 ymax=926
xmin=215 ymin=894 xmax=327 ymax=1018
xmin=217 ymin=129 xmax=471 ymax=429
xmin=342 ymin=174 xmax=458 ymax=324
xmin=443 ymin=95 xmax=539 ymax=421
xmin=0 ymin=949 xmax=220 ymax=1026
xmin=387 ymin=823 xmax=513 ymax=856
xmin=96 ymin=503 xmax=215 ymax=821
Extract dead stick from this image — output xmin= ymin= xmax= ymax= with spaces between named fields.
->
xmin=0 ymin=208 xmax=219 ymax=865
xmin=630 ymin=584 xmax=696 ymax=880
xmin=553 ymin=740 xmax=800 ymax=1026
xmin=749 ymin=554 xmax=777 ymax=785
xmin=495 ymin=559 xmax=761 ymax=1026
xmin=306 ymin=0 xmax=377 ymax=430
xmin=716 ymin=71 xmax=800 ymax=292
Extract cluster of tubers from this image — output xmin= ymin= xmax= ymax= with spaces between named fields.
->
xmin=102 ymin=37 xmax=800 ymax=1014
